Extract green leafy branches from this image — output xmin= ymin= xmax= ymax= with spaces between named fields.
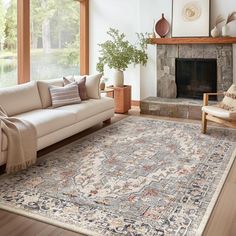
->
xmin=96 ymin=28 xmax=148 ymax=73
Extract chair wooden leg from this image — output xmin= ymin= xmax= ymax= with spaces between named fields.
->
xmin=103 ymin=118 xmax=111 ymax=124
xmin=202 ymin=112 xmax=207 ymax=134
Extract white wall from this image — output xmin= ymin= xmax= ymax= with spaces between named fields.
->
xmin=212 ymin=0 xmax=236 ymax=85
xmin=89 ymin=0 xmax=236 ymax=100
xmin=89 ymin=0 xmax=140 ymax=100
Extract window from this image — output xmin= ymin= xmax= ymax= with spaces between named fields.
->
xmin=0 ymin=0 xmax=17 ymax=87
xmin=0 ymin=0 xmax=88 ymax=87
xmin=30 ymin=0 xmax=80 ymax=81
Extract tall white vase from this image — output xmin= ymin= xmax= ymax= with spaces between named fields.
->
xmin=222 ymin=24 xmax=229 ymax=37
xmin=113 ymin=70 xmax=124 ymax=87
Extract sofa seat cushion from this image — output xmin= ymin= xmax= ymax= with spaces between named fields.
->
xmin=15 ymin=109 xmax=77 ymax=138
xmin=55 ymin=97 xmax=114 ymax=122
xmin=202 ymin=106 xmax=236 ymax=120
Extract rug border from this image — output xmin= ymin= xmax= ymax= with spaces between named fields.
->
xmin=0 ymin=116 xmax=235 ymax=235
xmin=196 ymin=148 xmax=236 ymax=236
xmin=0 ymin=204 xmax=102 ymax=236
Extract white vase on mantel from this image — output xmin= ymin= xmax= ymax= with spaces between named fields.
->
xmin=211 ymin=26 xmax=220 ymax=38
xmin=113 ymin=70 xmax=124 ymax=87
xmin=222 ymin=24 xmax=229 ymax=37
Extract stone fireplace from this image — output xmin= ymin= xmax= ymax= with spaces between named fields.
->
xmin=141 ymin=43 xmax=234 ymax=119
xmin=156 ymin=44 xmax=233 ymax=100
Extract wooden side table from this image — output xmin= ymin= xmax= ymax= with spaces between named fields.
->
xmin=100 ymin=88 xmax=114 ymax=97
xmin=107 ymin=85 xmax=131 ymax=114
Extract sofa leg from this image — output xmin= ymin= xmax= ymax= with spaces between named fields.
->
xmin=202 ymin=112 xmax=207 ymax=134
xmin=103 ymin=118 xmax=111 ymax=124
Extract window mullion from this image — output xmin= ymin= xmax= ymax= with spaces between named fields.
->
xmin=17 ymin=0 xmax=30 ymax=84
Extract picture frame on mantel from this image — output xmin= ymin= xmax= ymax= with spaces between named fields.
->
xmin=172 ymin=0 xmax=210 ymax=37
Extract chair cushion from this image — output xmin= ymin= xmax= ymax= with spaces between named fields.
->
xmin=0 ymin=81 xmax=42 ymax=116
xmin=15 ymin=109 xmax=77 ymax=138
xmin=202 ymin=105 xmax=236 ymax=120
xmin=37 ymin=79 xmax=64 ymax=108
xmin=50 ymin=83 xmax=81 ymax=108
xmin=219 ymin=84 xmax=236 ymax=111
xmin=55 ymin=97 xmax=114 ymax=122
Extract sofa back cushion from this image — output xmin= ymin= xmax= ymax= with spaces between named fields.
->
xmin=37 ymin=79 xmax=64 ymax=108
xmin=0 ymin=81 xmax=42 ymax=116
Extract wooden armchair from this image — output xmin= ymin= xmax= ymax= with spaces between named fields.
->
xmin=202 ymin=92 xmax=236 ymax=134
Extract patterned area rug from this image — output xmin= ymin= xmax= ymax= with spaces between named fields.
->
xmin=0 ymin=117 xmax=235 ymax=236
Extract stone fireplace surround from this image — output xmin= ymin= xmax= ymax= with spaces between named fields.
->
xmin=156 ymin=44 xmax=233 ymax=99
xmin=140 ymin=43 xmax=233 ymax=119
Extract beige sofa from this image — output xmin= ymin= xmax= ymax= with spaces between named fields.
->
xmin=0 ymin=79 xmax=114 ymax=165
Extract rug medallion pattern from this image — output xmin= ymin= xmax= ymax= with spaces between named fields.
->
xmin=0 ymin=117 xmax=235 ymax=235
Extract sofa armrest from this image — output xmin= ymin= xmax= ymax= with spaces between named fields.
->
xmin=203 ymin=92 xmax=224 ymax=106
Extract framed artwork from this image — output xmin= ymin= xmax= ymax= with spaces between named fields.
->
xmin=172 ymin=0 xmax=210 ymax=37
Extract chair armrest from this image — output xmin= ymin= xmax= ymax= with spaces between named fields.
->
xmin=203 ymin=92 xmax=224 ymax=106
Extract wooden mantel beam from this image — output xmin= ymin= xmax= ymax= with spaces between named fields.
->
xmin=149 ymin=37 xmax=236 ymax=45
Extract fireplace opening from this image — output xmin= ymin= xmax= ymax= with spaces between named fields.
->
xmin=176 ymin=58 xmax=217 ymax=100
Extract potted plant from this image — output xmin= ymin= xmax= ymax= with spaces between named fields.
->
xmin=96 ymin=28 xmax=148 ymax=87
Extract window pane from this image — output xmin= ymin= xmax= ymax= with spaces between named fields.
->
xmin=0 ymin=0 xmax=17 ymax=87
xmin=30 ymin=0 xmax=80 ymax=81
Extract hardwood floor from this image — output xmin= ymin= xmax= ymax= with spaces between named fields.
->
xmin=0 ymin=108 xmax=235 ymax=236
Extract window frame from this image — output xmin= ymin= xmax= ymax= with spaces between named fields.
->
xmin=17 ymin=0 xmax=89 ymax=84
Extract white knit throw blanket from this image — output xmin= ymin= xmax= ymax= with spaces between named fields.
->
xmin=0 ymin=107 xmax=37 ymax=174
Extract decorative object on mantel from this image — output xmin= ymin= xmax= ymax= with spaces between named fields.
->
xmin=148 ymin=19 xmax=156 ymax=39
xmin=222 ymin=12 xmax=236 ymax=37
xmin=172 ymin=0 xmax=210 ymax=37
xmin=211 ymin=15 xmax=225 ymax=38
xmin=155 ymin=13 xmax=170 ymax=38
xmin=97 ymin=28 xmax=148 ymax=87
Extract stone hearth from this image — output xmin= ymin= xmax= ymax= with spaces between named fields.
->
xmin=140 ymin=44 xmax=233 ymax=119
xmin=140 ymin=97 xmax=217 ymax=120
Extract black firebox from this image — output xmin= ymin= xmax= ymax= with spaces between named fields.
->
xmin=176 ymin=58 xmax=217 ymax=100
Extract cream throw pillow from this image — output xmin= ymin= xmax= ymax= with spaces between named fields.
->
xmin=83 ymin=74 xmax=102 ymax=99
xmin=218 ymin=84 xmax=236 ymax=111
xmin=49 ymin=83 xmax=81 ymax=108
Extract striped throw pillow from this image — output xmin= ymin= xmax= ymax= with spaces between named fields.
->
xmin=49 ymin=83 xmax=81 ymax=108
